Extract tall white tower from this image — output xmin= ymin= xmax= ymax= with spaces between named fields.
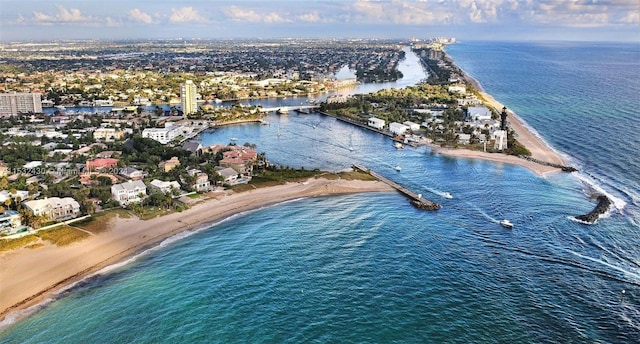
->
xmin=180 ymin=80 xmax=197 ymax=115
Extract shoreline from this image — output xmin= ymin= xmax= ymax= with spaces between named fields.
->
xmin=0 ymin=178 xmax=393 ymax=326
xmin=440 ymin=51 xmax=568 ymax=175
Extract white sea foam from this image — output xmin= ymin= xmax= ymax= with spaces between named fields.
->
xmin=573 ymin=171 xmax=627 ymax=212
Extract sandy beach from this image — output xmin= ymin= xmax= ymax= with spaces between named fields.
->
xmin=432 ymin=90 xmax=567 ymax=176
xmin=0 ymin=178 xmax=393 ymax=324
xmin=436 ymin=56 xmax=567 ymax=175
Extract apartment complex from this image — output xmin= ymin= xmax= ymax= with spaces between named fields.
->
xmin=180 ymin=80 xmax=198 ymax=115
xmin=0 ymin=92 xmax=43 ymax=116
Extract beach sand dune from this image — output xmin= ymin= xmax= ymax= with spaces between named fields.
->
xmin=0 ymin=178 xmax=392 ymax=324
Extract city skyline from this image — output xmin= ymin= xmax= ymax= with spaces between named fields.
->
xmin=1 ymin=0 xmax=638 ymax=42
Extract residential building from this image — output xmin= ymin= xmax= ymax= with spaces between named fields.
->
xmin=119 ymin=167 xmax=144 ymax=180
xmin=0 ymin=92 xmax=43 ymax=116
xmin=86 ymin=158 xmax=119 ymax=172
xmin=111 ymin=180 xmax=147 ymax=206
xmin=142 ymin=127 xmax=181 ymax=144
xmin=389 ymin=122 xmax=410 ymax=136
xmin=188 ymin=169 xmax=210 ymax=192
xmin=219 ymin=147 xmax=257 ymax=176
xmin=182 ymin=141 xmax=203 ymax=155
xmin=148 ymin=179 xmax=181 ymax=195
xmin=467 ymin=106 xmax=492 ymax=121
xmin=181 ymin=80 xmax=198 ymax=115
xmin=23 ymin=197 xmax=80 ymax=221
xmin=0 ymin=160 xmax=8 ymax=177
xmin=457 ymin=133 xmax=472 ymax=144
xmin=0 ymin=210 xmax=22 ymax=235
xmin=159 ymin=156 xmax=180 ymax=172
xmin=93 ymin=128 xmax=125 ymax=142
xmin=368 ymin=117 xmax=385 ymax=130
xmin=403 ymin=121 xmax=421 ymax=132
xmin=215 ymin=167 xmax=239 ymax=185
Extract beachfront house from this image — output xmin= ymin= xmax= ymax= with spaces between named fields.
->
xmin=457 ymin=133 xmax=472 ymax=145
xmin=215 ymin=167 xmax=239 ymax=185
xmin=111 ymin=180 xmax=147 ymax=206
xmin=0 ymin=210 xmax=22 ymax=235
xmin=22 ymin=197 xmax=81 ymax=222
xmin=466 ymin=106 xmax=492 ymax=122
xmin=188 ymin=169 xmax=211 ymax=192
xmin=368 ymin=117 xmax=385 ymax=130
xmin=148 ymin=179 xmax=181 ymax=195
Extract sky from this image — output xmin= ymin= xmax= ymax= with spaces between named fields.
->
xmin=1 ymin=0 xmax=638 ymax=42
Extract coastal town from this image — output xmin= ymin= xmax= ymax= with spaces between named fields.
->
xmin=0 ymin=37 xmax=584 ymax=322
xmin=0 ymin=37 xmax=577 ymax=242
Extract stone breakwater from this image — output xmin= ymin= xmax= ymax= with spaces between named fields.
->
xmin=518 ymin=155 xmax=578 ymax=172
xmin=575 ymin=195 xmax=612 ymax=223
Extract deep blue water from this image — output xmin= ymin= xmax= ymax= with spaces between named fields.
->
xmin=2 ymin=42 xmax=640 ymax=343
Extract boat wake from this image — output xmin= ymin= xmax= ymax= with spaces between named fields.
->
xmin=423 ymin=186 xmax=453 ymax=199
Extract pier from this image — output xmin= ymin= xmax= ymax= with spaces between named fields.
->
xmin=352 ymin=164 xmax=441 ymax=210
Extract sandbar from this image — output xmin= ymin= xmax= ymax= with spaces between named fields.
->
xmin=0 ymin=178 xmax=393 ymax=325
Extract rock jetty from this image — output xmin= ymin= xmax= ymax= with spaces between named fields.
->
xmin=575 ymin=195 xmax=612 ymax=223
xmin=518 ymin=155 xmax=577 ymax=172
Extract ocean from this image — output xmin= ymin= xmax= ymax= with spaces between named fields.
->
xmin=2 ymin=41 xmax=639 ymax=343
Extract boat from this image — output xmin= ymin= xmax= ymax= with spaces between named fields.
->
xmin=349 ymin=147 xmax=354 ymax=151
xmin=230 ymin=137 xmax=238 ymax=141
xmin=443 ymin=192 xmax=453 ymax=199
xmin=500 ymin=219 xmax=514 ymax=228
xmin=94 ymin=99 xmax=114 ymax=107
xmin=394 ymin=142 xmax=404 ymax=149
xmin=395 ymin=166 xmax=402 ymax=171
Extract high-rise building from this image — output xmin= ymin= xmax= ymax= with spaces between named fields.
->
xmin=0 ymin=92 xmax=43 ymax=115
xmin=180 ymin=80 xmax=197 ymax=115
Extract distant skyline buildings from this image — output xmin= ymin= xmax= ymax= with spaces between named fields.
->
xmin=0 ymin=1 xmax=638 ymax=42
xmin=181 ymin=80 xmax=197 ymax=116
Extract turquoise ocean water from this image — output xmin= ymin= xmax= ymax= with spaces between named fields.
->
xmin=2 ymin=42 xmax=640 ymax=343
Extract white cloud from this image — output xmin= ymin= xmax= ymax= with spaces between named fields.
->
xmin=222 ymin=5 xmax=291 ymax=23
xmin=169 ymin=7 xmax=208 ymax=24
xmin=129 ymin=8 xmax=154 ymax=24
xmin=350 ymin=0 xmax=448 ymax=25
xmin=106 ymin=17 xmax=123 ymax=27
xmin=26 ymin=4 xmax=96 ymax=25
xmin=297 ymin=12 xmax=322 ymax=23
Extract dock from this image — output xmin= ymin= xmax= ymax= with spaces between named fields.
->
xmin=352 ymin=164 xmax=441 ymax=210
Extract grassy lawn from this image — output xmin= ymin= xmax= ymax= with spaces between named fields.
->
xmin=37 ymin=225 xmax=90 ymax=247
xmin=336 ymin=170 xmax=378 ymax=181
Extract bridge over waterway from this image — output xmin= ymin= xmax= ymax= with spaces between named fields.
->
xmin=258 ymin=105 xmax=320 ymax=113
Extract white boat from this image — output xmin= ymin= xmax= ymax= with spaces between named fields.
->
xmin=395 ymin=166 xmax=402 ymax=171
xmin=394 ymin=142 xmax=404 ymax=149
xmin=230 ymin=137 xmax=238 ymax=141
xmin=443 ymin=192 xmax=453 ymax=199
xmin=94 ymin=99 xmax=114 ymax=107
xmin=349 ymin=147 xmax=354 ymax=151
xmin=500 ymin=219 xmax=514 ymax=228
